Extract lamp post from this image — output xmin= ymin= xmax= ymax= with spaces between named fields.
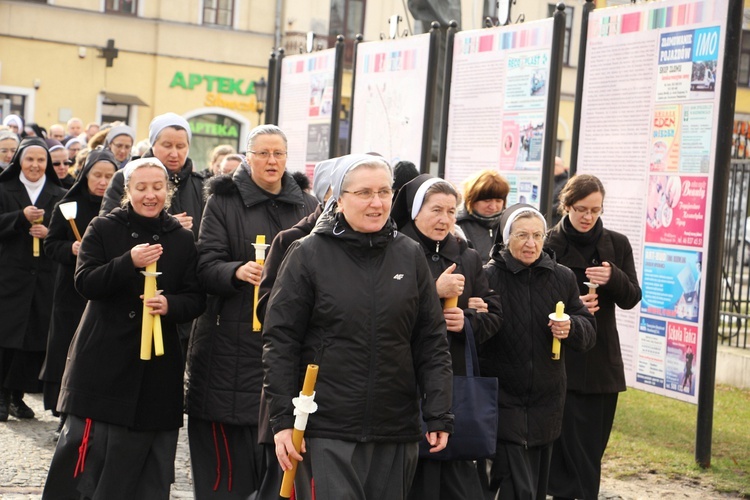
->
xmin=254 ymin=77 xmax=267 ymax=125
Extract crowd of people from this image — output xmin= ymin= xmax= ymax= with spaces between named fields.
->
xmin=0 ymin=111 xmax=641 ymax=500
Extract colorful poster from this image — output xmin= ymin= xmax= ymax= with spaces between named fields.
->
xmin=645 ymin=175 xmax=706 ymax=247
xmin=278 ymin=49 xmax=337 ymax=174
xmin=665 ymin=322 xmax=698 ymax=395
xmin=577 ymin=0 xmax=730 ymax=404
xmin=350 ymin=35 xmax=431 ymax=170
xmin=443 ymin=19 xmax=555 ymax=206
xmin=641 ymin=246 xmax=702 ymax=322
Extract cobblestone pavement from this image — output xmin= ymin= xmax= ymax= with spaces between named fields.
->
xmin=0 ymin=393 xmax=193 ymax=499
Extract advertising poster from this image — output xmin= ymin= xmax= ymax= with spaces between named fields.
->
xmin=278 ymin=49 xmax=337 ymax=176
xmin=349 ymin=34 xmax=431 ymax=170
xmin=577 ymin=0 xmax=729 ymax=403
xmin=442 ymin=19 xmax=555 ymax=207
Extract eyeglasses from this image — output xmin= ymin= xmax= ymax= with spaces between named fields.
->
xmin=570 ymin=205 xmax=603 ymax=217
xmin=250 ymin=151 xmax=287 ymax=160
xmin=0 ymin=148 xmax=18 ymax=155
xmin=342 ymin=188 xmax=394 ymax=201
xmin=52 ymin=160 xmax=73 ymax=167
xmin=511 ymin=232 xmax=545 ymax=243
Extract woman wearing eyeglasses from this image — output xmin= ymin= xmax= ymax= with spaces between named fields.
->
xmin=263 ymin=155 xmax=453 ymax=499
xmin=480 ymin=203 xmax=596 ymax=500
xmin=185 ymin=125 xmax=317 ymax=499
xmin=391 ymin=174 xmax=502 ymax=500
xmin=545 ymin=174 xmax=641 ymax=500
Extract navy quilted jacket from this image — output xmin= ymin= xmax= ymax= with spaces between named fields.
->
xmin=481 ymin=247 xmax=596 ymax=447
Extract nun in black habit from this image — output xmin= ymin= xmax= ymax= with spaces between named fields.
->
xmin=0 ymin=137 xmax=66 ymax=421
xmin=40 ymin=149 xmax=118 ymax=422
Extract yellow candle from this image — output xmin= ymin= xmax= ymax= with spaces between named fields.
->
xmin=252 ymin=235 xmax=268 ymax=332
xmin=32 ymin=217 xmax=43 ymax=257
xmin=444 ymin=296 xmax=458 ymax=309
xmin=555 ymin=301 xmax=564 ymax=319
xmin=140 ymin=262 xmax=157 ymax=360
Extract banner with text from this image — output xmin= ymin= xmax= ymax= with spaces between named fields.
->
xmin=577 ymin=0 xmax=729 ymax=403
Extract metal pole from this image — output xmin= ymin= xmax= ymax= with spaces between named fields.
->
xmin=568 ymin=0 xmax=594 ymax=175
xmin=437 ymin=20 xmax=458 ymax=179
xmin=330 ymin=35 xmax=345 ymax=158
xmin=347 ymin=34 xmax=364 ymax=154
xmin=695 ymin=0 xmax=743 ymax=468
xmin=420 ymin=21 xmax=441 ymax=174
xmin=266 ymin=51 xmax=278 ymax=125
xmin=541 ymin=3 xmax=566 ymax=224
xmin=273 ymin=48 xmax=285 ymax=125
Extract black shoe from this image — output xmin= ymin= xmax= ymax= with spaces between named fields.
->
xmin=9 ymin=392 xmax=35 ymax=419
xmin=0 ymin=390 xmax=8 ymax=422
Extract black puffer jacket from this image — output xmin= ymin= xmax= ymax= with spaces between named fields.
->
xmin=263 ymin=212 xmax=454 ymax=442
xmin=185 ymin=168 xmax=317 ymax=426
xmin=482 ymin=247 xmax=596 ymax=447
xmin=455 ymin=207 xmax=502 ymax=265
xmin=100 ymin=151 xmax=205 ymax=239
xmin=545 ymin=219 xmax=641 ymax=393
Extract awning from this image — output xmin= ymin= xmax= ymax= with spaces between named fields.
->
xmin=101 ymin=92 xmax=148 ymax=107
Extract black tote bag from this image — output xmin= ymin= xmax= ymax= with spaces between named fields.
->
xmin=419 ymin=320 xmax=498 ymax=461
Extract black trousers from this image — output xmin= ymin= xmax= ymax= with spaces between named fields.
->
xmin=0 ymin=347 xmax=44 ymax=393
xmin=490 ymin=441 xmax=552 ymax=500
xmin=188 ymin=416 xmax=265 ymax=499
xmin=547 ymin=392 xmax=619 ymax=500
xmin=408 ymin=458 xmax=483 ymax=500
xmin=43 ymin=414 xmax=178 ymax=500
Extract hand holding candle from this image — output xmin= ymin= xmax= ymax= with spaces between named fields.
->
xmin=582 ymin=281 xmax=600 ymax=315
xmin=140 ymin=261 xmax=164 ymax=360
xmin=59 ymin=201 xmax=82 ymax=242
xmin=279 ymin=364 xmax=319 ymax=498
xmin=31 ymin=215 xmax=44 ymax=257
xmin=252 ymin=235 xmax=270 ymax=332
xmin=548 ymin=301 xmax=570 ymax=360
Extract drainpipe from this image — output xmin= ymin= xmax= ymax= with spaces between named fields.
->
xmin=274 ymin=0 xmax=283 ymax=50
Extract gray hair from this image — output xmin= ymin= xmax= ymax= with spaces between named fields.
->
xmin=245 ymin=125 xmax=288 ymax=152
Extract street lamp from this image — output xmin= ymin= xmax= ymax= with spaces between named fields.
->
xmin=254 ymin=77 xmax=267 ymax=124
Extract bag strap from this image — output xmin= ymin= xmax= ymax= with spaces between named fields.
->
xmin=463 ymin=319 xmax=481 ymax=377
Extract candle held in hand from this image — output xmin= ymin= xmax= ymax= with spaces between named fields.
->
xmin=140 ymin=262 xmax=164 ymax=360
xmin=548 ymin=301 xmax=569 ymax=361
xmin=32 ymin=216 xmax=43 ymax=257
xmin=252 ymin=234 xmax=270 ymax=332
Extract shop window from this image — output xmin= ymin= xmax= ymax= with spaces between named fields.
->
xmin=739 ymin=31 xmax=750 ymax=87
xmin=106 ymin=0 xmax=137 ymax=15
xmin=548 ymin=4 xmax=573 ymax=66
xmin=203 ymin=0 xmax=234 ymax=27
xmin=329 ymin=0 xmax=365 ymax=66
xmin=188 ymin=114 xmax=242 ymax=173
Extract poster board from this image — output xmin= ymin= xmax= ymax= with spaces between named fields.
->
xmin=576 ymin=0 xmax=730 ymax=403
xmin=349 ymin=33 xmax=432 ymax=170
xmin=442 ymin=18 xmax=556 ymax=208
xmin=278 ymin=48 xmax=337 ymax=177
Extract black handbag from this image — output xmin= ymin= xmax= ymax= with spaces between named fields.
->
xmin=419 ymin=319 xmax=498 ymax=461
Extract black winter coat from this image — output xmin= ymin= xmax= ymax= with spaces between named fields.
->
xmin=185 ymin=168 xmax=317 ymax=426
xmin=400 ymin=222 xmax=502 ymax=375
xmin=545 ymin=220 xmax=641 ymax=393
xmin=40 ymin=191 xmax=103 ymax=385
xmin=263 ymin=212 xmax=454 ymax=442
xmin=455 ymin=207 xmax=502 ymax=265
xmin=100 ymin=152 xmax=205 ymax=239
xmin=481 ymin=247 xmax=596 ymax=447
xmin=58 ymin=207 xmax=205 ymax=430
xmin=0 ymin=140 xmax=66 ymax=351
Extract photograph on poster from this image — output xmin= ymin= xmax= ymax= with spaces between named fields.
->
xmin=505 ymin=173 xmax=540 ymax=205
xmin=665 ymin=322 xmax=698 ymax=395
xmin=645 ymin=174 xmax=706 ymax=247
xmin=689 ymin=26 xmax=720 ymax=93
xmin=306 ymin=123 xmax=330 ymax=163
xmin=679 ymin=103 xmax=713 ymax=172
xmin=641 ymin=246 xmax=702 ymax=322
xmin=503 ymin=51 xmax=550 ymax=111
xmin=498 ymin=115 xmax=545 ymax=171
xmin=637 ymin=317 xmax=666 ymax=388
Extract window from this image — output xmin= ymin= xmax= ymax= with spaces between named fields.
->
xmin=106 ymin=0 xmax=136 ymax=15
xmin=203 ymin=0 xmax=234 ymax=27
xmin=739 ymin=31 xmax=750 ymax=87
xmin=101 ymin=102 xmax=132 ymax=126
xmin=548 ymin=4 xmax=574 ymax=66
xmin=0 ymin=93 xmax=27 ymax=120
xmin=329 ymin=0 xmax=365 ymax=65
